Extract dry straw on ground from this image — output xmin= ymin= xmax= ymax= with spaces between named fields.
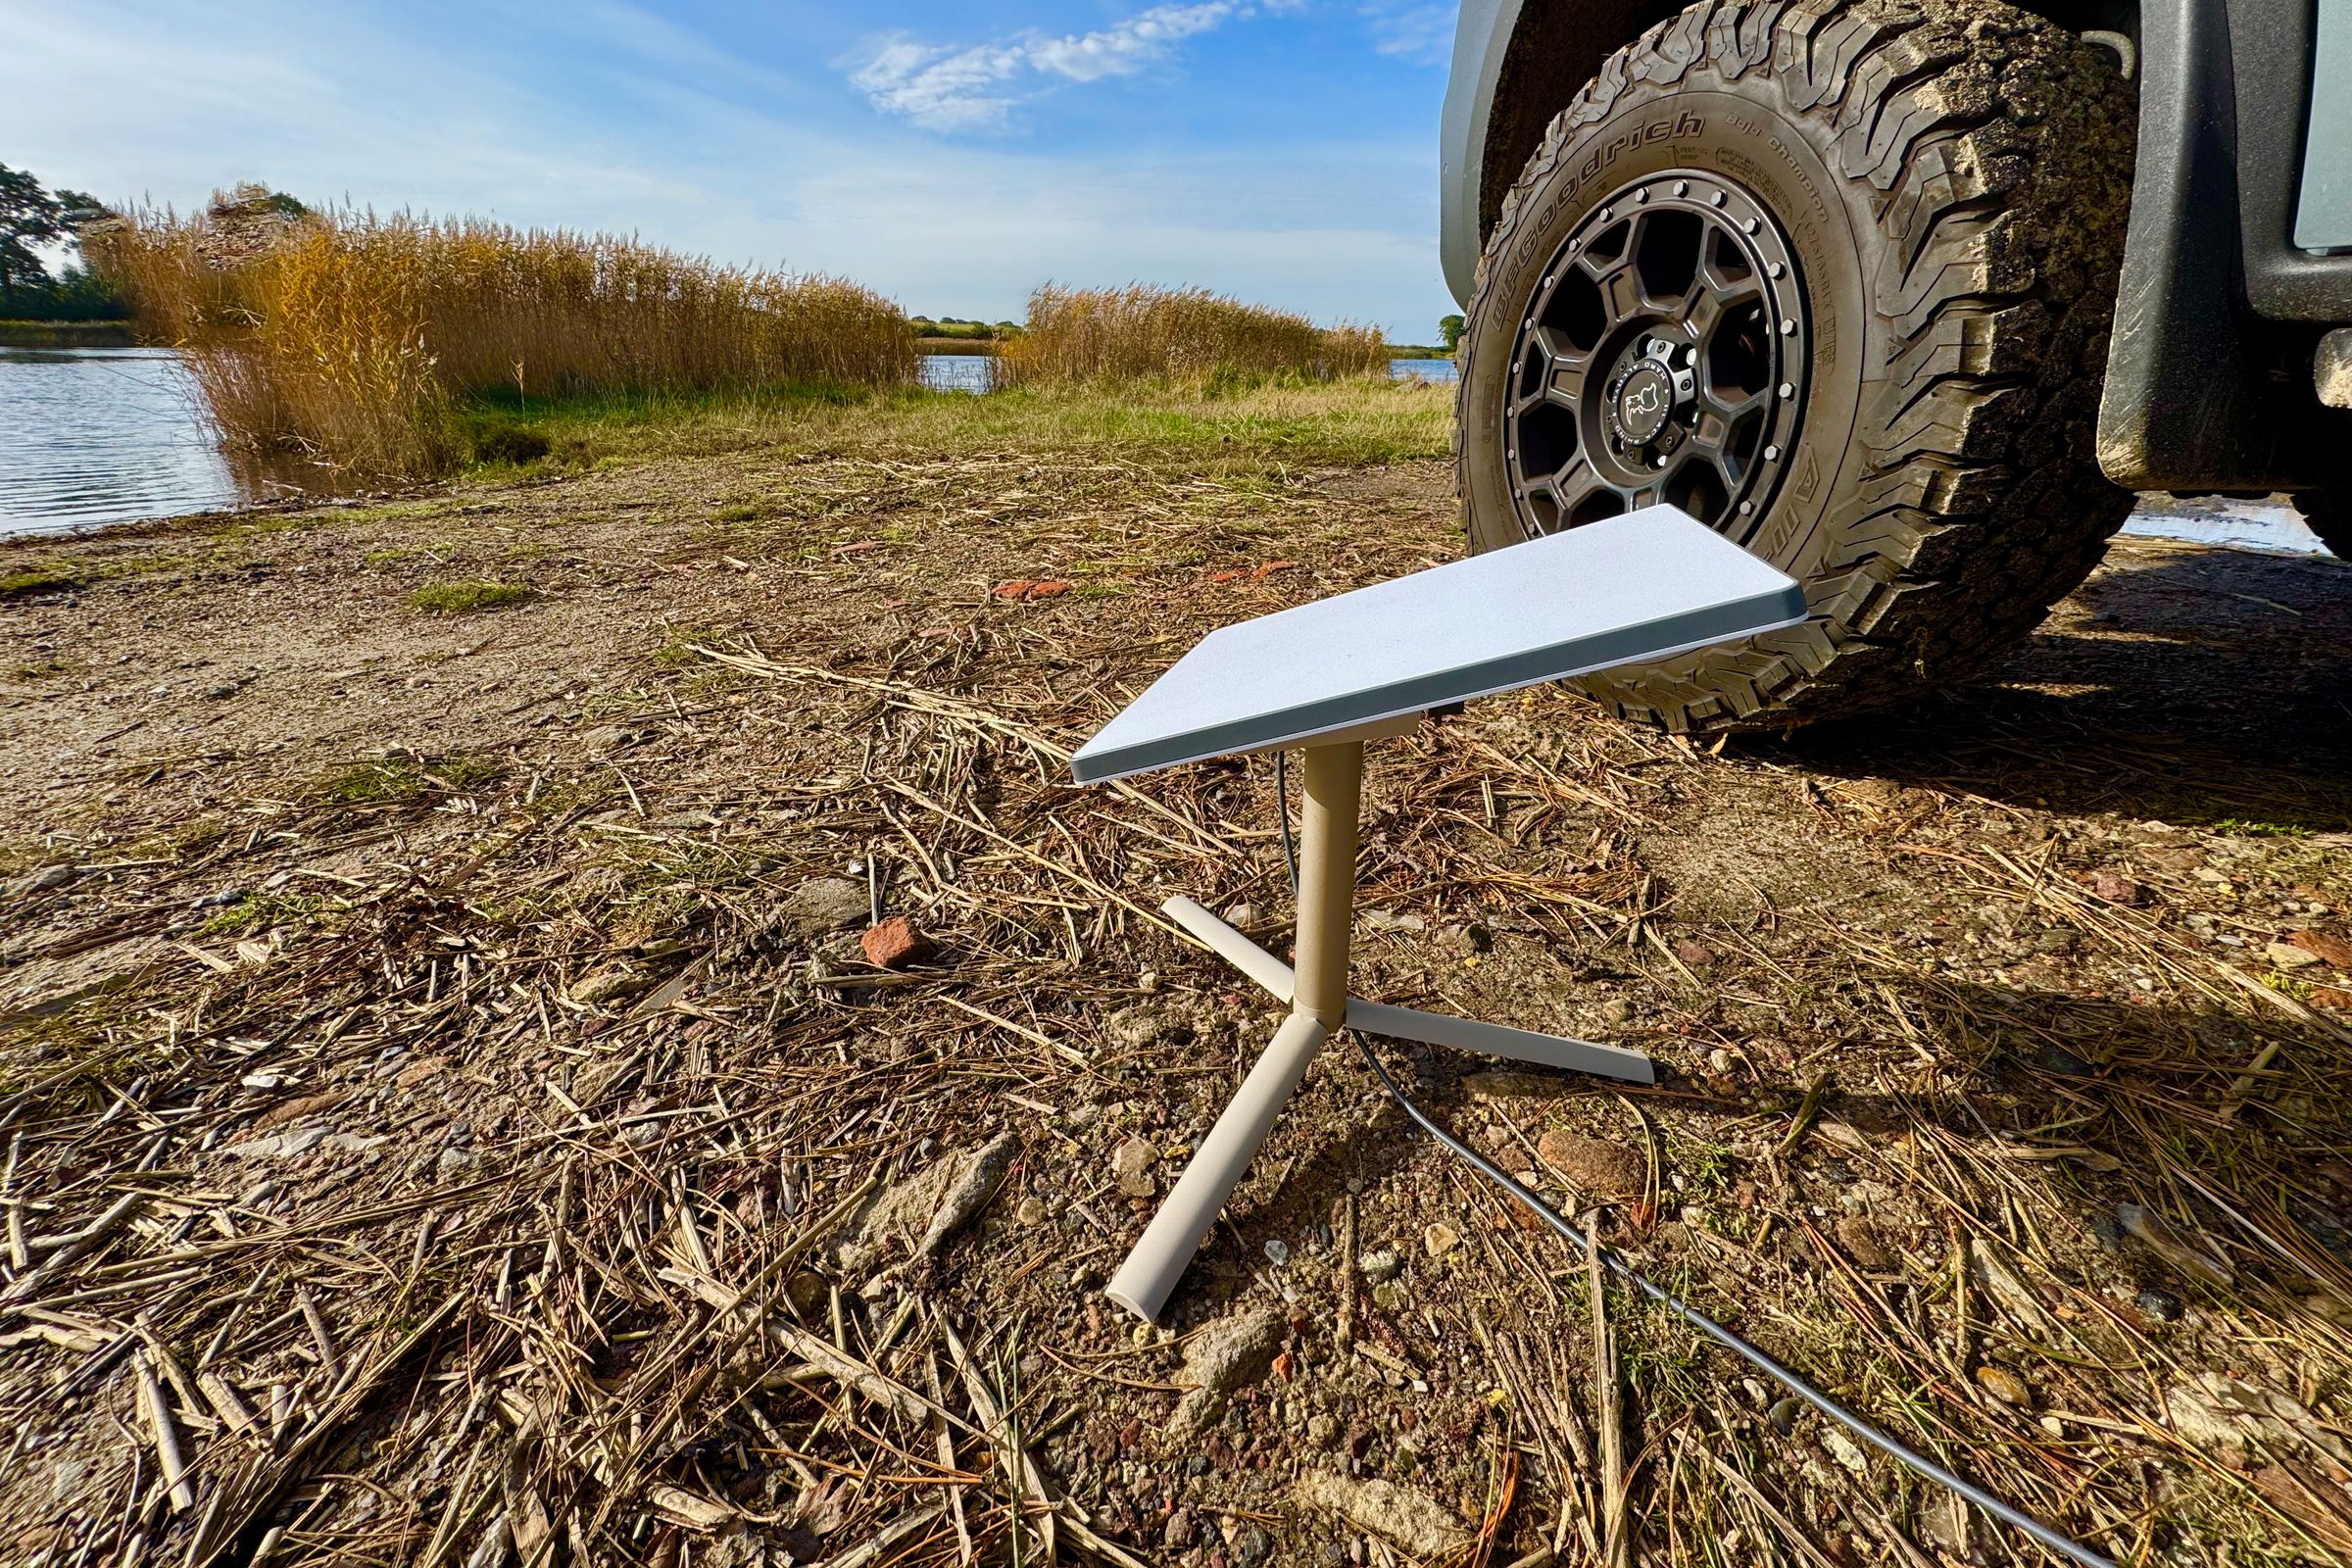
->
xmin=996 ymin=284 xmax=1390 ymax=388
xmin=100 ymin=188 xmax=915 ymax=482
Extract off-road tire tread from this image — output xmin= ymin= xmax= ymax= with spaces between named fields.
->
xmin=1455 ymin=0 xmax=2135 ymax=731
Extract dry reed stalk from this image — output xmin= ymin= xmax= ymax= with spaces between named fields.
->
xmin=996 ymin=283 xmax=1389 ymax=388
xmin=98 ymin=195 xmax=916 ymax=483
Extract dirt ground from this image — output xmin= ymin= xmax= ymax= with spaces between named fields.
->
xmin=3 ymin=446 xmax=2351 ymax=1568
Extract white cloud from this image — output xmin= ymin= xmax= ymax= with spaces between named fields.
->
xmin=1360 ymin=1 xmax=1454 ymax=67
xmin=850 ymin=2 xmax=1254 ymax=133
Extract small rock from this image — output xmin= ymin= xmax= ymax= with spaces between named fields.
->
xmin=1172 ymin=1306 xmax=1286 ymax=1435
xmin=1104 ymin=1003 xmax=1192 ymax=1053
xmin=1292 ymin=1472 xmax=1471 ymax=1558
xmin=1231 ymin=1525 xmax=1272 ymax=1567
xmin=14 ymin=863 xmax=74 ymax=895
xmin=1596 ymin=997 xmax=1633 ymax=1026
xmin=2135 ymin=1287 xmax=2184 ymax=1323
xmin=436 ymin=1147 xmax=476 ymax=1178
xmin=1706 ymin=1047 xmax=1737 ymax=1075
xmin=828 ymin=1133 xmax=1018 ymax=1278
xmin=1358 ymin=1247 xmax=1401 ymax=1282
xmin=2288 ymin=929 xmax=2352 ymax=968
xmin=1307 ymin=1412 xmax=1340 ymax=1448
xmin=1224 ymin=903 xmax=1257 ymax=928
xmin=1672 ymin=939 xmax=1715 ymax=967
xmin=1834 ymin=1216 xmax=1896 ymax=1271
xmin=1975 ymin=1365 xmax=2033 ymax=1406
xmin=1162 ymin=1509 xmax=1199 ymax=1551
xmin=567 ymin=968 xmax=643 ymax=1005
xmin=2267 ymin=941 xmax=2323 ymax=970
xmin=204 ymin=682 xmax=238 ymax=700
xmin=1421 ymin=1223 xmax=1459 ymax=1258
xmin=1015 ymin=1197 xmax=1051 ymax=1226
xmin=1370 ymin=1281 xmax=1408 ymax=1312
xmin=2088 ymin=869 xmax=2144 ymax=906
xmin=1820 ymin=1425 xmax=1869 ymax=1475
xmin=1263 ymin=1238 xmax=1291 ymax=1266
xmin=859 ymin=916 xmax=933 ymax=969
xmin=1111 ymin=1136 xmax=1157 ymax=1178
xmin=774 ymin=877 xmax=870 ymax=938
xmin=582 ymin=723 xmax=636 ymax=755
xmin=1535 ymin=1129 xmax=1645 ymax=1200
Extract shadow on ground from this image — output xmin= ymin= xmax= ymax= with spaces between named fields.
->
xmin=1771 ymin=542 xmax=2352 ymax=831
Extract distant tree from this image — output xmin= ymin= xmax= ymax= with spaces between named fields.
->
xmin=0 ymin=164 xmax=67 ymax=314
xmin=1438 ymin=313 xmax=1465 ymax=351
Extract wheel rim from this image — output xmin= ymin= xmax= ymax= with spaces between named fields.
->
xmin=1504 ymin=170 xmax=1807 ymax=546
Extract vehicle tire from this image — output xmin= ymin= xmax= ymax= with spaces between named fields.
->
xmin=2292 ymin=494 xmax=2352 ymax=559
xmin=1455 ymin=0 xmax=2137 ymax=731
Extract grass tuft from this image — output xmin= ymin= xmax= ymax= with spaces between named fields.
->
xmin=407 ymin=579 xmax=530 ymax=614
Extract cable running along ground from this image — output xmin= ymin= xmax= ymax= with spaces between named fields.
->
xmin=1268 ymin=748 xmax=2114 ymax=1568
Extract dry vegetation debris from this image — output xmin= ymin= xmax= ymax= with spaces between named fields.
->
xmin=2 ymin=425 xmax=2351 ymax=1567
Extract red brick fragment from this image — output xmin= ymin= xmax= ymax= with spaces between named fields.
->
xmin=860 ymin=916 xmax=934 ymax=969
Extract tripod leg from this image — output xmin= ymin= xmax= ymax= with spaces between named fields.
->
xmin=1345 ymin=1000 xmax=1654 ymax=1083
xmin=1104 ymin=1012 xmax=1329 ymax=1324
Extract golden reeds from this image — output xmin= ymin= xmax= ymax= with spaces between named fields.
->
xmin=102 ymin=196 xmax=916 ymax=482
xmin=996 ymin=283 xmax=1389 ymax=387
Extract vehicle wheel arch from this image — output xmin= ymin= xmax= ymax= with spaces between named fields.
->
xmin=1475 ymin=0 xmax=2141 ymax=249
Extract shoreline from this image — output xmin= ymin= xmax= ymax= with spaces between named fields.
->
xmin=0 ymin=318 xmax=138 ymax=349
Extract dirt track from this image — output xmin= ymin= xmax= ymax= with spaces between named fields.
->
xmin=4 ymin=452 xmax=2350 ymax=1567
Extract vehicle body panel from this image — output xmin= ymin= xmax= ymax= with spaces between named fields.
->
xmin=2294 ymin=0 xmax=2352 ymax=248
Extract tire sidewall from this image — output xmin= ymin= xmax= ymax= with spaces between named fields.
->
xmin=1459 ymin=79 xmax=1871 ymax=592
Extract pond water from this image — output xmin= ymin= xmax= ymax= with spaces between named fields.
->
xmin=0 ymin=346 xmax=2328 ymax=559
xmin=0 ymin=346 xmax=240 ymax=537
xmin=911 ymin=355 xmax=1461 ymax=394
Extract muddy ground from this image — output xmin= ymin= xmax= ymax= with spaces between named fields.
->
xmin=3 ymin=448 xmax=2350 ymax=1568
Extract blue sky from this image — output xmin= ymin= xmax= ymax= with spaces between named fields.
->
xmin=3 ymin=0 xmax=1464 ymax=337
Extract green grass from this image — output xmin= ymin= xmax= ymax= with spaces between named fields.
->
xmin=323 ymin=753 xmax=508 ymax=805
xmin=1 ymin=564 xmax=83 ymax=597
xmin=445 ymin=374 xmax=1451 ymax=486
xmin=407 ymin=579 xmax=530 ymax=613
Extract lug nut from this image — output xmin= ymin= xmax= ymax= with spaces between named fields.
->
xmin=1779 ymin=381 xmax=1795 ymax=397
xmin=1764 ymin=444 xmax=1781 ymax=460
xmin=1675 ymin=180 xmax=1690 ymax=196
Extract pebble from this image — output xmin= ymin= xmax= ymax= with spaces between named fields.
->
xmin=1370 ymin=1281 xmax=1408 ymax=1312
xmin=1834 ymin=1215 xmax=1896 ymax=1271
xmin=1535 ymin=1129 xmax=1645 ymax=1200
xmin=1104 ymin=1003 xmax=1192 ymax=1053
xmin=15 ymin=863 xmax=74 ymax=895
xmin=2135 ymin=1287 xmax=2184 ymax=1323
xmin=1421 ymin=1223 xmax=1459 ymax=1258
xmin=2088 ymin=869 xmax=2144 ymax=906
xmin=1015 ymin=1197 xmax=1051 ymax=1226
xmin=1225 ymin=903 xmax=1257 ymax=928
xmin=1975 ymin=1365 xmax=2033 ymax=1406
xmin=1672 ymin=939 xmax=1715 ymax=966
xmin=2267 ymin=941 xmax=2322 ymax=970
xmin=1358 ymin=1247 xmax=1401 ymax=1282
xmin=1231 ymin=1525 xmax=1273 ymax=1566
xmin=1110 ymin=1136 xmax=1157 ymax=1198
xmin=1263 ymin=1238 xmax=1291 ymax=1266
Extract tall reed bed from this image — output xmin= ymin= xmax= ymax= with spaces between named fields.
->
xmin=996 ymin=284 xmax=1388 ymax=388
xmin=104 ymin=199 xmax=916 ymax=482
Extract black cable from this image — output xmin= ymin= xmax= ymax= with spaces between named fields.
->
xmin=1267 ymin=749 xmax=2115 ymax=1568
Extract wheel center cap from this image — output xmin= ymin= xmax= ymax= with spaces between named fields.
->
xmin=1613 ymin=362 xmax=1675 ymax=445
